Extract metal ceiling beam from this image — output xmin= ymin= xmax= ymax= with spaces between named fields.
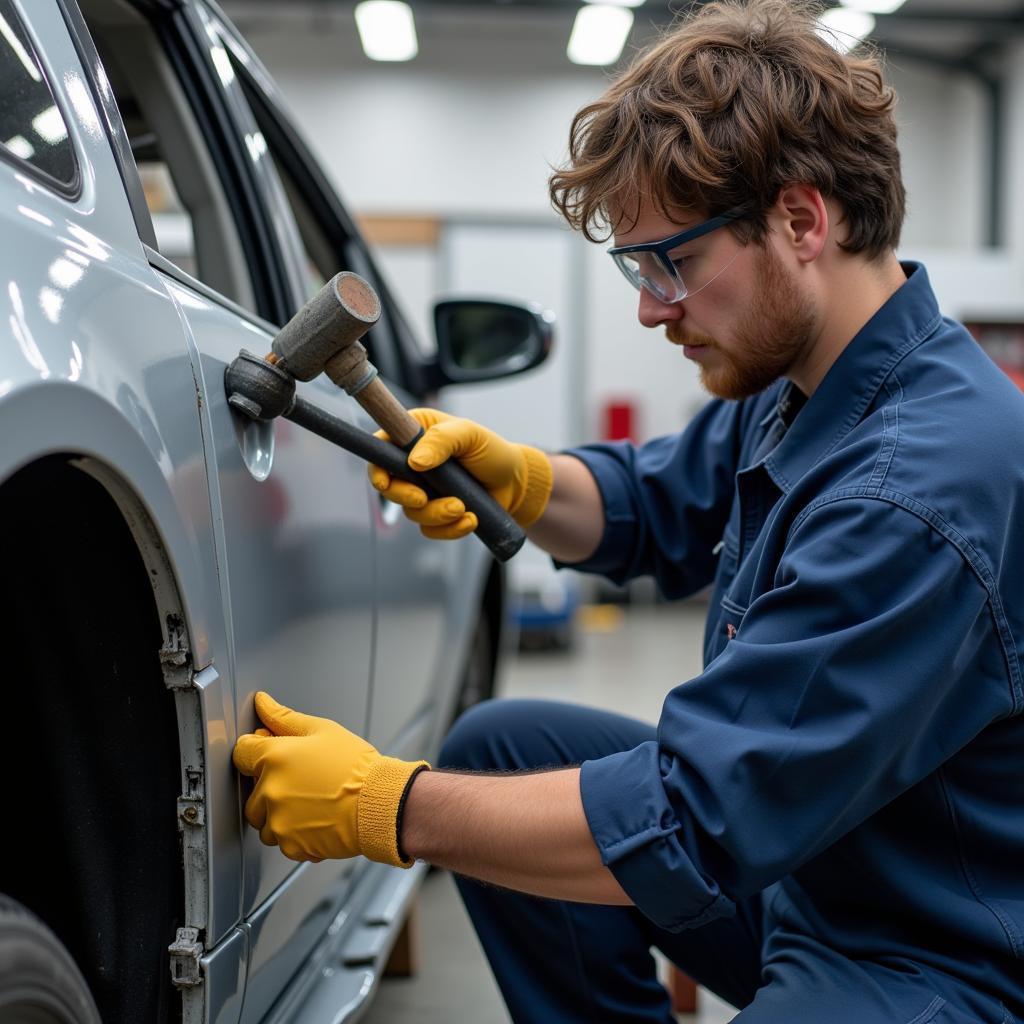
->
xmin=229 ymin=0 xmax=1024 ymax=36
xmin=880 ymin=9 xmax=1024 ymax=27
xmin=251 ymin=0 xmax=1024 ymax=14
xmin=226 ymin=0 xmax=1012 ymax=248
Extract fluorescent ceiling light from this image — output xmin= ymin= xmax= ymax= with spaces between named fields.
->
xmin=568 ymin=5 xmax=634 ymax=66
xmin=32 ymin=106 xmax=67 ymax=145
xmin=816 ymin=7 xmax=876 ymax=53
xmin=586 ymin=0 xmax=645 ymax=7
xmin=5 ymin=135 xmax=34 ymax=160
xmin=840 ymin=0 xmax=905 ymax=13
xmin=355 ymin=1 xmax=418 ymax=62
xmin=0 ymin=13 xmax=41 ymax=83
xmin=49 ymin=257 xmax=84 ymax=290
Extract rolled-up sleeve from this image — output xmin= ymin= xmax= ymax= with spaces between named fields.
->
xmin=558 ymin=397 xmax=755 ymax=598
xmin=580 ymin=497 xmax=1012 ymax=931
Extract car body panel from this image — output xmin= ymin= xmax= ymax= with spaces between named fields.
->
xmin=240 ymin=859 xmax=359 ymax=1024
xmin=2 ymin=2 xmax=513 ymax=1020
xmin=196 ymin=0 xmax=487 ymax=758
xmin=0 ymin=0 xmax=245 ymax=948
xmin=1 ymin=0 xmax=223 ymax=672
xmin=192 ymin=5 xmax=311 ymax=314
xmin=201 ymin=925 xmax=247 ymax=1024
xmin=193 ymin=0 xmax=493 ymax=756
xmin=256 ymin=860 xmax=428 ymax=1024
xmin=364 ymin=409 xmax=450 ymax=753
xmin=163 ymin=269 xmax=377 ymax=919
xmin=193 ymin=662 xmax=243 ymax=950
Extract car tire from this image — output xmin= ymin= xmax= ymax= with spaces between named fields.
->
xmin=0 ymin=895 xmax=101 ymax=1024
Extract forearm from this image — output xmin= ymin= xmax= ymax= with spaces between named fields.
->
xmin=526 ymin=454 xmax=605 ymax=563
xmin=401 ymin=767 xmax=631 ymax=905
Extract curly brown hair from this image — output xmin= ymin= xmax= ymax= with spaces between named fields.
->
xmin=549 ymin=0 xmax=906 ymax=258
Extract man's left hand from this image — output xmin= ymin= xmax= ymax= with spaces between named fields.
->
xmin=232 ymin=692 xmax=429 ymax=866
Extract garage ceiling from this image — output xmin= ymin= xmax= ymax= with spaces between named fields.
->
xmin=219 ymin=0 xmax=1015 ymax=246
xmin=221 ymin=0 xmax=1024 ymax=74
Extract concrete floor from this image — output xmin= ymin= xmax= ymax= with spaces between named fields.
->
xmin=364 ymin=601 xmax=737 ymax=1023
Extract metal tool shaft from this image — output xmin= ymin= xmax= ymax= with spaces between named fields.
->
xmin=286 ymin=396 xmax=436 ymax=495
xmin=287 ymin=398 xmax=525 ymax=562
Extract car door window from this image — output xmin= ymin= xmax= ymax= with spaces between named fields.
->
xmin=0 ymin=0 xmax=78 ymax=192
xmin=76 ymin=0 xmax=262 ymax=313
xmin=225 ymin=54 xmax=425 ymax=389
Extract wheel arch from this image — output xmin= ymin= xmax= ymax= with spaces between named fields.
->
xmin=0 ymin=379 xmax=220 ymax=669
xmin=0 ymin=436 xmax=213 ymax=1021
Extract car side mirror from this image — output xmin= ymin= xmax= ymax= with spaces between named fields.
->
xmin=428 ymin=298 xmax=554 ymax=387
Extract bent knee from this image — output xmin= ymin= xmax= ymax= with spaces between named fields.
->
xmin=438 ymin=699 xmax=516 ymax=771
xmin=438 ymin=698 xmax=580 ymax=773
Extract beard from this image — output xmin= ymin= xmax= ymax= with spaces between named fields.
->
xmin=667 ymin=244 xmax=816 ymax=401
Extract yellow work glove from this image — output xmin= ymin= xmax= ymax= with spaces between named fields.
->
xmin=368 ymin=408 xmax=553 ymax=540
xmin=232 ymin=692 xmax=429 ymax=866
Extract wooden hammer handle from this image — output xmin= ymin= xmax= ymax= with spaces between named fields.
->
xmin=355 ymin=378 xmax=423 ymax=448
xmin=324 ymin=346 xmax=422 ymax=447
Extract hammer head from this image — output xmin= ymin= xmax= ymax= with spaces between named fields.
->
xmin=271 ymin=272 xmax=381 ymax=382
xmin=225 ymin=350 xmax=296 ymax=420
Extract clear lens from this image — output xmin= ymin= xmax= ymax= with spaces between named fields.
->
xmin=612 ymin=228 xmax=742 ymax=303
xmin=613 ymin=252 xmax=686 ymax=303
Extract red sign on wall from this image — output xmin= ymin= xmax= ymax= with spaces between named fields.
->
xmin=602 ymin=400 xmax=637 ymax=442
xmin=965 ymin=321 xmax=1024 ymax=392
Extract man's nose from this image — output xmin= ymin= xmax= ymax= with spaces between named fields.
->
xmin=638 ymin=287 xmax=683 ymax=329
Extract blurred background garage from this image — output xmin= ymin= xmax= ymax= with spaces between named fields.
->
xmin=211 ymin=0 xmax=1024 ymax=1017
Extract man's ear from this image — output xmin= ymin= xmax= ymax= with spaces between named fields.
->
xmin=773 ymin=184 xmax=828 ymax=263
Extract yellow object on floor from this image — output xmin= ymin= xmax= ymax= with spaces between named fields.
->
xmin=578 ymin=603 xmax=624 ymax=633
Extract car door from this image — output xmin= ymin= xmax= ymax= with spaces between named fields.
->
xmin=205 ymin=15 xmax=460 ymax=764
xmin=72 ymin=0 xmax=376 ymax=1016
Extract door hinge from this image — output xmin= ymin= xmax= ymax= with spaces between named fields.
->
xmin=169 ymin=927 xmax=204 ymax=989
xmin=160 ymin=614 xmax=192 ymax=688
xmin=177 ymin=793 xmax=205 ymax=828
xmin=176 ymin=766 xmax=209 ymax=932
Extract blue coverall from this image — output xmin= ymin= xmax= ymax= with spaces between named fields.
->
xmin=440 ymin=264 xmax=1024 ymax=1023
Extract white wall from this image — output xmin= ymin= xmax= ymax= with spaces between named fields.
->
xmin=227 ymin=4 xmax=1024 ymax=443
xmin=889 ymin=61 xmax=987 ymax=250
xmin=230 ymin=5 xmax=605 ymax=217
xmin=440 ymin=222 xmax=577 ymax=452
xmin=269 ymin=66 xmax=600 ymax=219
xmin=1005 ymin=41 xmax=1024 ymax=256
xmin=235 ymin=11 xmax=1008 ymax=248
xmin=894 ymin=42 xmax=1024 ymax=325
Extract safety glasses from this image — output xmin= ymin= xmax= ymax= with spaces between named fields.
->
xmin=608 ymin=208 xmax=748 ymax=304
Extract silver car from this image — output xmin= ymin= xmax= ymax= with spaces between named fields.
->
xmin=0 ymin=1 xmax=550 ymax=1021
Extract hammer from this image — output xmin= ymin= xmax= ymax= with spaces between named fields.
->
xmin=224 ymin=272 xmax=527 ymax=563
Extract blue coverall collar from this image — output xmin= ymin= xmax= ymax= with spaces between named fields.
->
xmin=759 ymin=261 xmax=943 ymax=492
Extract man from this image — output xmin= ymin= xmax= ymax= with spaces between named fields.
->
xmin=233 ymin=1 xmax=1024 ymax=1020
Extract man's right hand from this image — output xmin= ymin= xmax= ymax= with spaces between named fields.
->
xmin=367 ymin=408 xmax=553 ymax=540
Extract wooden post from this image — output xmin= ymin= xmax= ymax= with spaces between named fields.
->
xmin=669 ymin=966 xmax=698 ymax=1013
